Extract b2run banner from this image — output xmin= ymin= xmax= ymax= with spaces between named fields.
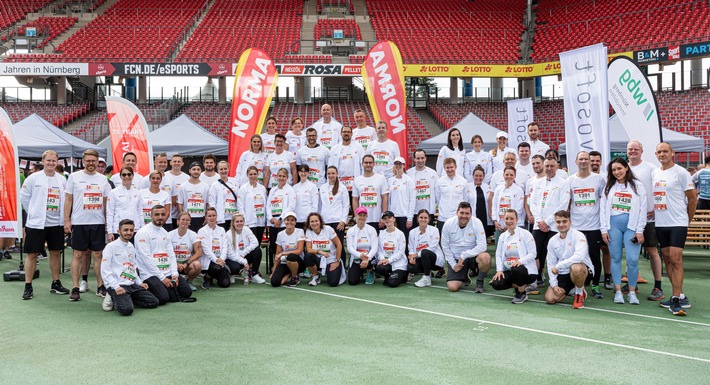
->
xmin=560 ymin=43 xmax=610 ymax=174
xmin=361 ymin=41 xmax=409 ymax=164
xmin=228 ymin=49 xmax=278 ymax=177
xmin=106 ymin=96 xmax=154 ymax=176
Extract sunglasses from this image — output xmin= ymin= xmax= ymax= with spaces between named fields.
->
xmin=121 ymin=173 xmax=133 ymax=177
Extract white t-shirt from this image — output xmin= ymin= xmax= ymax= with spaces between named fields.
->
xmin=306 ymin=226 xmax=338 ymax=263
xmin=66 ymin=171 xmax=111 ymax=225
xmin=168 ymin=171 xmax=189 ymax=219
xmin=285 ymin=131 xmax=306 ymax=155
xmin=629 ymin=161 xmax=656 ymax=221
xmin=236 ymin=151 xmax=267 ymax=188
xmin=436 ymin=146 xmax=467 ymax=178
xmin=266 ymin=151 xmax=296 ymax=188
xmin=312 ymin=120 xmax=342 ymax=150
xmin=276 ymin=228 xmax=305 ymax=258
xmin=199 ymin=172 xmax=219 ymax=186
xmin=352 ymin=126 xmax=376 ymax=151
xmin=177 ymin=180 xmax=210 ymax=218
xmin=295 ymin=145 xmax=330 ymax=186
xmin=352 ymin=173 xmax=389 ymax=223
xmin=564 ymin=173 xmax=605 ymax=231
xmin=267 ymin=184 xmax=296 ymax=227
xmin=168 ymin=228 xmax=199 ymax=264
xmin=136 ymin=172 xmax=174 ymax=195
xmin=138 ymin=188 xmax=171 ymax=225
xmin=329 ymin=142 xmax=363 ymax=191
xmin=406 ymin=166 xmax=438 ymax=215
xmin=261 ymin=133 xmax=276 ymax=157
xmin=366 ymin=139 xmax=400 ymax=179
xmin=652 ymin=164 xmax=694 ymax=227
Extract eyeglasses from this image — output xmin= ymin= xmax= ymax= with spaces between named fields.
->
xmin=120 ymin=173 xmax=133 ymax=177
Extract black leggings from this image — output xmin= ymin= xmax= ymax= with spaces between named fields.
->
xmin=532 ymin=229 xmax=557 ymax=280
xmin=374 ymin=264 xmax=407 ymax=288
xmin=203 ymin=261 xmax=231 ymax=288
xmin=348 ymin=259 xmax=374 ymax=285
xmin=143 ymin=276 xmax=193 ymax=305
xmin=250 ymin=226 xmax=265 ymax=275
xmin=407 ymin=249 xmax=441 ymax=276
xmin=580 ymin=229 xmax=602 ymax=286
xmin=395 ymin=217 xmax=411 ymax=255
xmin=108 ymin=284 xmax=159 ymax=316
xmin=304 ymin=253 xmax=344 ymax=287
xmin=270 ymin=254 xmax=306 ymax=287
xmin=225 ymin=248 xmax=263 ymax=277
xmin=326 ymin=222 xmax=346 ymax=262
xmin=490 ymin=265 xmax=537 ymax=291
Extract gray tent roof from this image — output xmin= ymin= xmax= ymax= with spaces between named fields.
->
xmin=13 ymin=113 xmax=106 ymax=158
xmin=419 ymin=112 xmax=504 ymax=153
xmin=559 ymin=114 xmax=705 ymax=154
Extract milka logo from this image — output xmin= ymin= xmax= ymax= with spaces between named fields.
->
xmin=619 ymin=69 xmax=655 ymax=121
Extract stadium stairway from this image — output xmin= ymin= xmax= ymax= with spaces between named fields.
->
xmin=40 ymin=0 xmax=119 ymax=54
xmin=168 ymin=0 xmax=216 ymax=62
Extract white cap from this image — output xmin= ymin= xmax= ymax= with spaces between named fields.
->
xmin=496 ymin=132 xmax=508 ymax=139
xmin=282 ymin=211 xmax=297 ymax=220
xmin=394 ymin=156 xmax=405 ymax=164
xmin=98 ymin=157 xmax=107 ymax=164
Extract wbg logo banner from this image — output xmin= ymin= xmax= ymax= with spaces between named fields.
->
xmin=361 ymin=41 xmax=408 ymax=164
xmin=228 ymin=48 xmax=278 ymax=177
xmin=106 ymin=96 xmax=154 ymax=176
xmin=560 ymin=43 xmax=610 ymax=174
xmin=0 ymin=108 xmax=20 ymax=238
xmin=608 ymin=56 xmax=661 ymax=166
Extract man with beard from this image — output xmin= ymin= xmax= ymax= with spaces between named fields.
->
xmin=329 ymin=125 xmax=363 ymax=194
xmin=199 ymin=154 xmax=219 ymax=186
xmin=525 ymin=122 xmax=550 ymax=157
xmin=177 ymin=162 xmax=210 ymax=231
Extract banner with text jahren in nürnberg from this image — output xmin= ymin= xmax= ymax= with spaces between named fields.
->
xmin=607 ymin=56 xmax=662 ymax=166
xmin=105 ymin=96 xmax=153 ymax=176
xmin=560 ymin=43 xmax=610 ymax=174
xmin=228 ymin=48 xmax=278 ymax=177
xmin=361 ymin=41 xmax=409 ymax=164
xmin=506 ymin=98 xmax=533 ymax=150
xmin=0 ymin=108 xmax=20 ymax=238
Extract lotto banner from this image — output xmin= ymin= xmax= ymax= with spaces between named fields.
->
xmin=228 ymin=48 xmax=279 ymax=177
xmin=560 ymin=44 xmax=610 ymax=174
xmin=0 ymin=108 xmax=20 ymax=238
xmin=506 ymin=98 xmax=533 ymax=150
xmin=361 ymin=41 xmax=408 ymax=164
xmin=105 ymin=96 xmax=153 ymax=176
xmin=607 ymin=56 xmax=662 ymax=166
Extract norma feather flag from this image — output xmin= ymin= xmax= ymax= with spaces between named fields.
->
xmin=105 ymin=96 xmax=153 ymax=176
xmin=361 ymin=41 xmax=408 ymax=164
xmin=0 ymin=108 xmax=20 ymax=238
xmin=228 ymin=48 xmax=278 ymax=177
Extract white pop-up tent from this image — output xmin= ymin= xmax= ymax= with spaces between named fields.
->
xmin=99 ymin=114 xmax=228 ymax=163
xmin=558 ymin=114 xmax=705 ymax=155
xmin=13 ymin=113 xmax=106 ymax=158
xmin=418 ymin=112 xmax=505 ymax=153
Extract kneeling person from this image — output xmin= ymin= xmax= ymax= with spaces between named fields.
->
xmin=441 ymin=202 xmax=491 ymax=293
xmin=544 ymin=210 xmax=594 ymax=309
xmin=100 ymin=220 xmax=159 ymax=315
xmin=375 ymin=211 xmax=408 ymax=287
xmin=490 ymin=210 xmax=538 ymax=304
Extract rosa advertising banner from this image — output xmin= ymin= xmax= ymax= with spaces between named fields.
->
xmin=228 ymin=48 xmax=278 ymax=177
xmin=105 ymin=96 xmax=154 ymax=176
xmin=0 ymin=108 xmax=20 ymax=238
xmin=361 ymin=41 xmax=408 ymax=164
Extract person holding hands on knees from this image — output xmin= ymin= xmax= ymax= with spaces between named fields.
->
xmin=270 ymin=212 xmax=306 ymax=287
xmin=490 ymin=210 xmax=538 ymax=304
xmin=304 ymin=213 xmax=345 ymax=287
xmin=346 ymin=206 xmax=379 ymax=285
xmin=375 ymin=211 xmax=408 ymax=287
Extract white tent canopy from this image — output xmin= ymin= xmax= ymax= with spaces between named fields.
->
xmin=419 ymin=112 xmax=505 ymax=154
xmin=559 ymin=114 xmax=705 ymax=155
xmin=13 ymin=113 xmax=106 ymax=158
xmin=99 ymin=114 xmax=228 ymax=163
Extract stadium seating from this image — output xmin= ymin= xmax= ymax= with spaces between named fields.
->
xmin=175 ymin=0 xmax=302 ymax=63
xmin=366 ymin=0 xmax=526 ymax=64
xmin=532 ymin=0 xmax=710 ymax=62
xmin=317 ymin=0 xmax=355 ymax=15
xmin=282 ymin=54 xmax=333 ymax=63
xmin=314 ymin=19 xmax=361 ymax=40
xmin=49 ymin=0 xmax=204 ymax=62
xmin=0 ymin=102 xmax=89 ymax=128
xmin=1 ymin=16 xmax=77 ymax=58
xmin=0 ymin=1 xmax=52 ymax=30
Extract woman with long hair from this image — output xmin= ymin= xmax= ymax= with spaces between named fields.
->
xmin=436 ymin=127 xmax=466 ymax=177
xmin=490 ymin=209 xmax=538 ymax=304
xmin=208 ymin=160 xmax=239 ymax=231
xmin=303 ymin=212 xmax=345 ymax=287
xmin=229 ymin=212 xmax=266 ymax=284
xmin=168 ymin=211 xmax=203 ymax=291
xmin=237 ymin=165 xmax=268 ymax=277
xmin=320 ymin=166 xmax=349 ymax=261
xmin=407 ymin=209 xmax=444 ymax=288
xmin=137 ymin=170 xmax=171 ymax=230
xmin=285 ymin=117 xmax=306 ymax=155
xmin=236 ymin=134 xmax=267 ymax=188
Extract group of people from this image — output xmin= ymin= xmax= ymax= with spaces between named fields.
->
xmin=19 ymin=104 xmax=698 ymax=317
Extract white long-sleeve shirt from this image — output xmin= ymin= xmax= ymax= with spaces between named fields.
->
xmin=267 ymin=184 xmax=296 ymax=227
xmin=20 ymin=170 xmax=66 ymax=229
xmin=101 ymin=239 xmax=143 ymax=289
xmin=319 ymin=182 xmax=349 ymax=224
xmin=293 ymin=180 xmax=319 ymax=223
xmin=377 ymin=228 xmax=407 ymax=270
xmin=231 ymin=226 xmax=258 ymax=262
xmin=295 ymin=145 xmax=330 ymax=187
xmin=547 ymin=229 xmax=594 ymax=288
xmin=134 ymin=223 xmax=178 ymax=280
xmin=529 ymin=175 xmax=569 ymax=231
xmin=388 ymin=174 xmax=416 ymax=219
xmin=436 ymin=146 xmax=466 ymax=178
xmin=408 ymin=225 xmax=445 ymax=267
xmin=491 ymin=183 xmax=525 ymax=227
xmin=406 ymin=166 xmax=438 ymax=215
xmin=235 ymin=151 xmax=267 ymax=188
xmin=435 ymin=174 xmax=468 ymax=222
xmin=346 ymin=224 xmax=378 ymax=266
xmin=599 ymin=181 xmax=647 ymax=234
xmin=441 ymin=216 xmax=487 ymax=268
xmin=329 ymin=142 xmax=363 ymax=191
xmin=464 ymin=150 xmax=493 ymax=184
xmin=198 ymin=224 xmax=241 ymax=268
xmin=106 ymin=185 xmax=141 ymax=234
xmin=495 ymin=228 xmax=537 ymax=275
xmin=208 ymin=177 xmax=239 ymax=224
xmin=236 ymin=182 xmax=267 ymax=227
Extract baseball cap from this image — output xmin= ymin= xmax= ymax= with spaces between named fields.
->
xmin=355 ymin=206 xmax=368 ymax=215
xmin=496 ymin=132 xmax=508 ymax=139
xmin=381 ymin=210 xmax=395 ymax=219
xmin=282 ymin=211 xmax=297 ymax=220
xmin=98 ymin=157 xmax=107 ymax=164
xmin=393 ymin=156 xmax=405 ymax=164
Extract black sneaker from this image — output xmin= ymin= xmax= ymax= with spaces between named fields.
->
xmin=668 ymin=297 xmax=687 ymax=316
xmin=22 ymin=286 xmax=33 ymax=300
xmin=50 ymin=280 xmax=70 ymax=295
xmin=433 ymin=269 xmax=445 ymax=279
xmin=474 ymin=280 xmax=485 ymax=293
xmin=69 ymin=287 xmax=81 ymax=301
xmin=96 ymin=285 xmax=107 ymax=298
xmin=202 ymin=279 xmax=211 ymax=290
xmin=3 ymin=251 xmax=11 ymax=259
xmin=603 ymin=277 xmax=613 ymax=290
xmin=286 ymin=276 xmax=300 ymax=287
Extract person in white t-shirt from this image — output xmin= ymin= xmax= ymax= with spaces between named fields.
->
xmin=236 ymin=166 xmax=268 ymax=256
xmin=407 ymin=149 xmax=438 ymax=225
xmin=652 ymin=142 xmax=698 ymax=316
xmin=137 ymin=170 xmax=172 ymax=230
xmin=304 ymin=212 xmax=345 ymax=287
xmin=109 ymin=151 xmax=144 ymax=188
xmin=20 ymin=150 xmax=69 ymax=300
xmin=208 ymin=161 xmax=239 ymax=231
xmin=490 ymin=210 xmax=538 ymax=304
xmin=311 ymin=103 xmax=342 ymax=150
xmin=352 ymin=108 xmax=375 ymax=151
xmin=199 ymin=154 xmax=219 ymax=186
xmin=464 ymin=134 xmax=493 ymax=184
xmin=436 ymin=127 xmax=466 ymax=178
xmin=515 ymin=142 xmax=533 ymax=176
xmin=407 ymin=209 xmax=444 ymax=288
xmin=269 ymin=211 xmax=306 ymax=287
xmin=137 ymin=153 xmax=176 ymax=231
xmin=525 ymin=122 xmax=550 ymax=157
xmin=169 ymin=211 xmax=203 ymax=291
xmin=64 ymin=149 xmax=112 ymax=301
xmin=285 ymin=117 xmax=306 ymax=155
xmin=177 ymin=162 xmax=210 ymax=231
xmin=588 ymin=150 xmax=611 ymax=288
xmin=267 ymin=168 xmax=297 ymax=258
xmin=375 ymin=211 xmax=408 ymax=287
xmin=389 ymin=157 xmax=416 ymax=248
xmin=435 ymin=157 xmax=469 ymax=234
xmin=346 ymin=206 xmax=378 ymax=285
xmin=295 ymin=127 xmax=330 ymax=187
xmin=293 ymin=165 xmax=319 ymax=227
xmin=352 ymin=154 xmax=389 ymax=231
xmin=264 ymin=133 xmax=298 ymax=188
xmin=235 ymin=134 xmax=267 ymax=189
xmin=320 ymin=166 xmax=350 ymax=261
xmin=261 ymin=116 xmax=279 ymax=157
xmin=329 ymin=125 xmax=362 ymax=196
xmin=490 ymin=166 xmax=525 ymax=234
xmin=489 ymin=131 xmax=515 ymax=174
xmin=168 ymin=154 xmax=190 ymax=228
xmin=365 ymin=120 xmax=400 ymax=179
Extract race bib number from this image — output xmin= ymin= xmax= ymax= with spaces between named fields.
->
xmin=83 ymin=191 xmax=102 ymax=210
xmin=360 ymin=191 xmax=378 ymax=207
xmin=415 ymin=180 xmax=430 ymax=201
xmin=373 ymin=151 xmax=389 ymax=166
xmin=611 ymin=191 xmax=632 ymax=212
xmin=499 ymin=196 xmax=511 ymax=219
xmin=225 ymin=197 xmax=236 ymax=214
xmin=238 ymin=242 xmax=245 ymax=251
xmin=654 ymin=191 xmax=667 ymax=211
xmin=254 ymin=203 xmax=265 ymax=218
xmin=174 ymin=245 xmax=190 ymax=263
xmin=47 ymin=187 xmax=60 ymax=212
xmin=340 ymin=176 xmax=354 ymax=191
xmin=355 ymin=136 xmax=370 ymax=149
xmin=270 ymin=197 xmax=283 ymax=216
xmin=416 ymin=241 xmax=428 ymax=252
xmin=263 ymin=145 xmax=275 ymax=156
xmin=120 ymin=262 xmax=137 ymax=281
xmin=355 ymin=236 xmax=370 ymax=254
xmin=312 ymin=239 xmax=330 ymax=253
xmin=308 ymin=168 xmax=320 ymax=183
xmin=383 ymin=241 xmax=395 ymax=258
xmin=211 ymin=238 xmax=221 ymax=257
xmin=320 ymin=137 xmax=332 ymax=149
xmin=187 ymin=194 xmax=204 ymax=215
xmin=153 ymin=252 xmax=169 ymax=271
xmin=143 ymin=199 xmax=161 ymax=223
xmin=573 ymin=188 xmax=595 ymax=207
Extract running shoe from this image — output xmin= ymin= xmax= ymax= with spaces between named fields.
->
xmin=525 ymin=282 xmax=540 ymax=295
xmin=667 ymin=297 xmax=687 ymax=316
xmin=647 ymin=288 xmax=664 ymax=301
xmin=628 ymin=292 xmax=640 ymax=305
xmin=407 ymin=273 xmax=414 ymax=282
xmin=187 ymin=281 xmax=197 ymax=291
xmin=365 ymin=270 xmax=375 ymax=285
xmin=102 ymin=293 xmax=114 ymax=311
xmin=414 ymin=275 xmax=431 ymax=288
xmin=3 ymin=250 xmax=12 ymax=260
xmin=512 ymin=290 xmax=527 ymax=304
xmin=69 ymin=287 xmax=81 ymax=301
xmin=22 ymin=286 xmax=33 ymax=300
xmin=79 ymin=280 xmax=88 ymax=293
xmin=603 ymin=277 xmax=613 ymax=290
xmin=50 ymin=280 xmax=69 ymax=295
xmin=251 ymin=274 xmax=266 ymax=285
xmin=621 ymin=284 xmax=638 ymax=294
xmin=287 ymin=276 xmax=300 ymax=287
xmin=308 ymin=275 xmax=321 ymax=286
xmin=202 ymin=279 xmax=211 ymax=290
xmin=591 ymin=286 xmax=604 ymax=299
xmin=301 ymin=270 xmax=312 ymax=279
xmin=474 ymin=280 xmax=484 ymax=293
xmin=660 ymin=296 xmax=691 ymax=309
xmin=96 ymin=285 xmax=107 ymax=298
xmin=433 ymin=269 xmax=445 ymax=279
xmin=613 ymin=291 xmax=624 ymax=304
xmin=572 ymin=293 xmax=585 ymax=309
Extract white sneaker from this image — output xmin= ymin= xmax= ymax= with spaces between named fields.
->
xmin=614 ymin=291 xmax=625 ymax=304
xmin=79 ymin=280 xmax=88 ymax=293
xmin=308 ymin=275 xmax=321 ymax=286
xmin=628 ymin=292 xmax=640 ymax=305
xmin=414 ymin=275 xmax=431 ymax=288
xmin=102 ymin=293 xmax=113 ymax=311
xmin=251 ymin=274 xmax=266 ymax=284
